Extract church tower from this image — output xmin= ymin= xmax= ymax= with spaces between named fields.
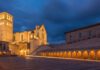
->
xmin=0 ymin=12 xmax=13 ymax=42
xmin=0 ymin=12 xmax=13 ymax=52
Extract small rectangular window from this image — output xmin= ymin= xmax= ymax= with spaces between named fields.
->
xmin=88 ymin=31 xmax=92 ymax=39
xmin=78 ymin=32 xmax=82 ymax=41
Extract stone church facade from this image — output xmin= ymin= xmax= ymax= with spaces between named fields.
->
xmin=13 ymin=24 xmax=47 ymax=46
xmin=0 ymin=12 xmax=47 ymax=56
xmin=11 ymin=24 xmax=48 ymax=56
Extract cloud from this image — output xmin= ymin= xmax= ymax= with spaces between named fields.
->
xmin=43 ymin=0 xmax=100 ymax=22
xmin=0 ymin=0 xmax=100 ymax=43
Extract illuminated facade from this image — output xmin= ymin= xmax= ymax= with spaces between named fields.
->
xmin=33 ymin=24 xmax=47 ymax=45
xmin=12 ymin=24 xmax=48 ymax=56
xmin=38 ymin=23 xmax=100 ymax=60
xmin=0 ymin=12 xmax=13 ymax=54
xmin=0 ymin=12 xmax=47 ymax=56
xmin=14 ymin=31 xmax=31 ymax=43
xmin=0 ymin=12 xmax=13 ymax=42
xmin=27 ymin=25 xmax=47 ymax=54
xmin=9 ymin=42 xmax=30 ymax=56
xmin=14 ymin=24 xmax=47 ymax=45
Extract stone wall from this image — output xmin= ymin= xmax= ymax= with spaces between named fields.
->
xmin=66 ymin=24 xmax=100 ymax=48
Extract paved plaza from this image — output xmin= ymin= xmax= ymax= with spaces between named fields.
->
xmin=0 ymin=56 xmax=100 ymax=70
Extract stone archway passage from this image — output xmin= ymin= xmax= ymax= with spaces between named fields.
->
xmin=77 ymin=51 xmax=82 ymax=58
xmin=59 ymin=52 xmax=63 ymax=57
xmin=56 ymin=52 xmax=60 ymax=57
xmin=54 ymin=52 xmax=56 ymax=57
xmin=46 ymin=52 xmax=49 ymax=56
xmin=49 ymin=52 xmax=51 ymax=56
xmin=52 ymin=52 xmax=54 ymax=56
xmin=55 ymin=52 xmax=57 ymax=57
xmin=72 ymin=51 xmax=77 ymax=58
xmin=89 ymin=50 xmax=96 ymax=60
xmin=43 ymin=52 xmax=45 ymax=56
xmin=63 ymin=51 xmax=67 ymax=58
xmin=83 ymin=51 xmax=89 ymax=59
xmin=67 ymin=51 xmax=71 ymax=58
xmin=96 ymin=50 xmax=100 ymax=60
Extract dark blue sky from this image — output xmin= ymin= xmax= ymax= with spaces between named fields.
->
xmin=0 ymin=0 xmax=100 ymax=44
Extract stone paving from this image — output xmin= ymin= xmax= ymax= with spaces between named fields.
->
xmin=0 ymin=56 xmax=100 ymax=70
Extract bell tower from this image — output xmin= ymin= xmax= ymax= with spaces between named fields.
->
xmin=0 ymin=12 xmax=13 ymax=52
xmin=0 ymin=12 xmax=13 ymax=42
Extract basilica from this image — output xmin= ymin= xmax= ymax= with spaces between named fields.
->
xmin=0 ymin=12 xmax=47 ymax=56
xmin=1 ymin=12 xmax=100 ymax=61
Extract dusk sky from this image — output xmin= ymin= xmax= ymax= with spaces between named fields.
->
xmin=0 ymin=0 xmax=100 ymax=44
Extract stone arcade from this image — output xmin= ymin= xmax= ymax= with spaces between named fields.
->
xmin=38 ymin=23 xmax=100 ymax=60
